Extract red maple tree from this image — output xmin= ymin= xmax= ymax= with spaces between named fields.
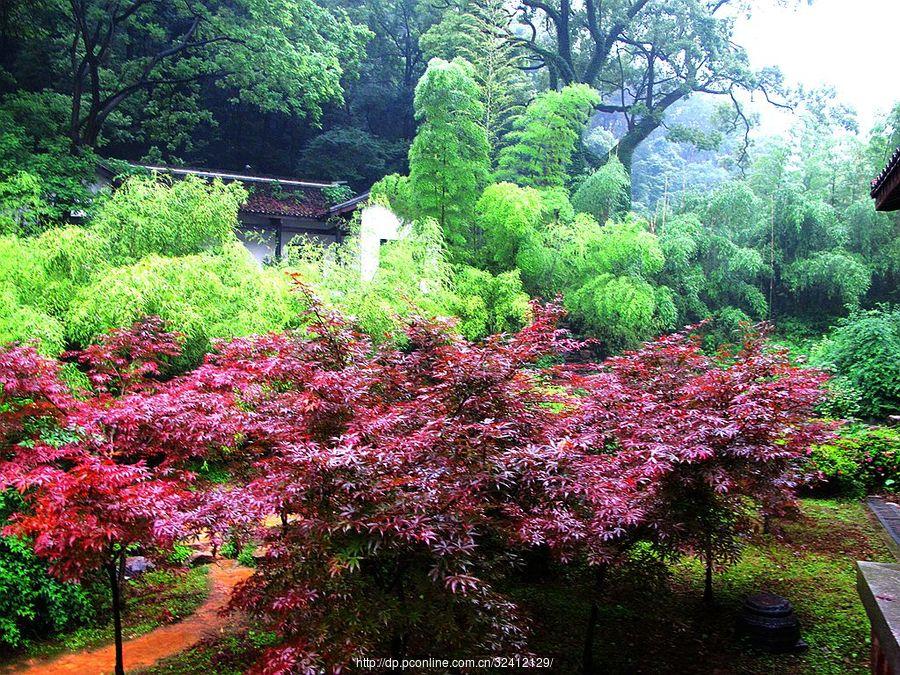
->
xmin=563 ymin=325 xmax=832 ymax=605
xmin=0 ymin=302 xmax=833 ymax=675
xmin=0 ymin=324 xmax=198 ymax=675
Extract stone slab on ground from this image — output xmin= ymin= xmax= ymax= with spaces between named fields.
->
xmin=868 ymin=497 xmax=900 ymax=561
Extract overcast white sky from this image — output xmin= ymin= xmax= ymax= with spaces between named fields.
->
xmin=733 ymin=0 xmax=900 ymax=133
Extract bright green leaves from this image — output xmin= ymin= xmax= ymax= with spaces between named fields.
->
xmin=408 ymin=58 xmax=490 ymax=254
xmin=0 ymin=235 xmax=64 ymax=355
xmin=474 ymin=182 xmax=542 ymax=272
xmin=567 ymin=273 xmax=675 ymax=350
xmin=0 ymin=172 xmax=50 ymax=236
xmin=560 ymin=219 xmax=675 ymax=349
xmin=496 ymin=84 xmax=600 ymax=189
xmin=287 ymin=216 xmax=455 ymax=342
xmin=66 ymin=243 xmax=298 ymax=365
xmin=451 ymin=266 xmax=531 ymax=340
xmin=572 ymin=219 xmax=664 ymax=279
xmin=420 ymin=0 xmax=529 ymax=155
xmin=0 ymin=175 xmax=293 ymax=360
xmin=92 ymin=175 xmax=246 ymax=265
xmin=572 ymin=156 xmax=631 ymax=224
xmin=0 ymin=296 xmax=66 ymax=357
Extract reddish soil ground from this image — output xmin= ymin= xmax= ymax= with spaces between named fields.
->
xmin=4 ymin=561 xmax=252 ymax=675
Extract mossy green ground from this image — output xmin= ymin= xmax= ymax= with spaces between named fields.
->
xmin=18 ymin=566 xmax=209 ymax=661
xmin=516 ymin=499 xmax=892 ymax=674
xmin=144 ymin=500 xmax=891 ymax=674
xmin=139 ymin=628 xmax=278 ymax=675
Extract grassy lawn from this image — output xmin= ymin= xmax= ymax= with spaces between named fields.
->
xmin=14 ymin=566 xmax=210 ymax=662
xmin=144 ymin=499 xmax=891 ymax=674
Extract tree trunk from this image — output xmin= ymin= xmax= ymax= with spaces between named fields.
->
xmin=389 ymin=561 xmax=408 ymax=660
xmin=107 ymin=558 xmax=125 ymax=675
xmin=613 ymin=135 xmax=639 ymax=176
xmin=605 ymin=88 xmax=690 ymax=182
xmin=703 ymin=545 xmax=714 ymax=605
xmin=582 ymin=564 xmax=607 ymax=674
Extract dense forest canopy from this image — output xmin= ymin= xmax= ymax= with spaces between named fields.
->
xmin=0 ymin=0 xmax=896 ymax=372
xmin=0 ymin=0 xmax=817 ymax=176
xmin=0 ymin=0 xmax=899 ymax=672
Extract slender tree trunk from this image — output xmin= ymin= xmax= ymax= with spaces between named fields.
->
xmin=389 ymin=561 xmax=408 ymax=660
xmin=107 ymin=557 xmax=125 ymax=675
xmin=582 ymin=564 xmax=607 ymax=674
xmin=703 ymin=542 xmax=714 ymax=605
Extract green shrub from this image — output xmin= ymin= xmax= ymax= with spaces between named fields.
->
xmin=219 ymin=540 xmax=238 ymax=559
xmin=0 ymin=172 xmax=52 ymax=236
xmin=236 ymin=544 xmax=258 ymax=568
xmin=91 ymin=174 xmax=246 ymax=265
xmin=286 ymin=217 xmax=462 ymax=342
xmin=816 ymin=306 xmax=900 ymax=419
xmin=571 ymin=156 xmax=630 ymax=224
xmin=536 ymin=187 xmax=575 ymax=225
xmin=806 ymin=441 xmax=867 ymax=498
xmin=474 ymin=182 xmax=542 ymax=272
xmin=29 ymin=227 xmax=107 ymax=317
xmin=219 ymin=539 xmax=257 ymax=566
xmin=807 ymin=425 xmax=900 ymax=496
xmin=0 ymin=179 xmax=309 ymax=364
xmin=66 ymin=242 xmax=299 ymax=362
xmin=322 ymin=185 xmax=355 ymax=206
xmin=0 ymin=235 xmax=43 ymax=303
xmin=451 ymin=266 xmax=531 ymax=340
xmin=566 ymin=273 xmax=675 ymax=350
xmin=0 ymin=296 xmax=65 ymax=355
xmin=0 ymin=91 xmax=102 ymax=231
xmin=816 ymin=375 xmax=864 ymax=420
xmin=168 ymin=544 xmax=193 ymax=566
xmin=0 ymin=492 xmax=97 ymax=649
xmin=369 ymin=173 xmax=414 ymax=221
xmin=784 ymin=250 xmax=871 ymax=309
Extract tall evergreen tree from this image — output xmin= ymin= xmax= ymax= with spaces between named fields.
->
xmin=420 ymin=0 xmax=530 ymax=158
xmin=408 ymin=58 xmax=490 ymax=254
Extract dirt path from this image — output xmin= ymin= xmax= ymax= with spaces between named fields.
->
xmin=5 ymin=561 xmax=252 ymax=675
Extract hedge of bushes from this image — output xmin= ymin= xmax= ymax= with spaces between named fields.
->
xmin=806 ymin=424 xmax=900 ymax=497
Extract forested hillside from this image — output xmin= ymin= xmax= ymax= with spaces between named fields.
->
xmin=0 ymin=0 xmax=898 ymax=673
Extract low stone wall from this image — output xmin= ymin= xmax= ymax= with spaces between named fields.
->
xmin=858 ymin=562 xmax=900 ymax=675
xmin=859 ymin=497 xmax=900 ymax=674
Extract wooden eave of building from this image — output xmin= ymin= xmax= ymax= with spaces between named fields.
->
xmin=871 ymin=147 xmax=900 ymax=212
xmin=137 ymin=164 xmax=341 ymax=190
xmin=328 ymin=191 xmax=370 ymax=218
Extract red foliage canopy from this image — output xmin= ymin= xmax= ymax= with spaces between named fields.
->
xmin=0 ymin=303 xmax=833 ymax=673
